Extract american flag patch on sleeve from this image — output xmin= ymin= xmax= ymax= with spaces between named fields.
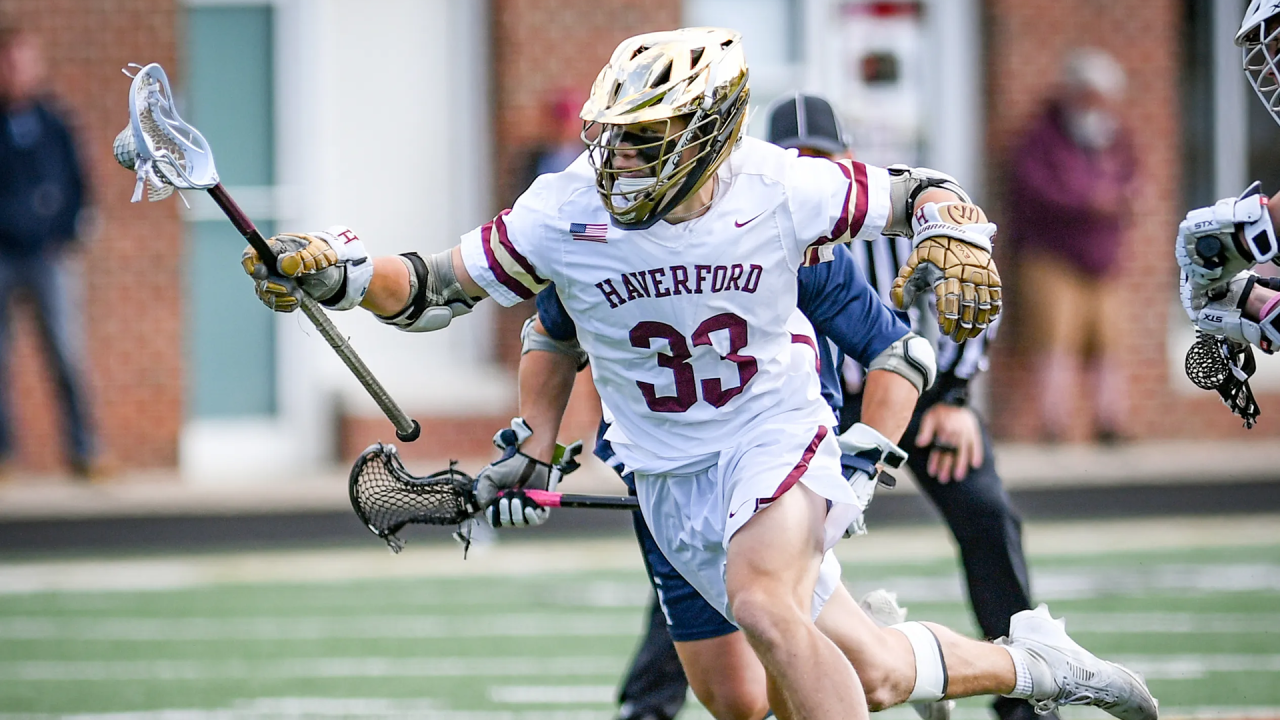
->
xmin=569 ymin=223 xmax=608 ymax=243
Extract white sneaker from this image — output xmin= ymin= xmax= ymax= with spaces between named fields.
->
xmin=998 ymin=605 xmax=1158 ymax=720
xmin=858 ymin=589 xmax=955 ymax=720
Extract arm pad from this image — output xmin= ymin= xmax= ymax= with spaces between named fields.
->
xmin=868 ymin=332 xmax=937 ymax=394
xmin=521 ymin=316 xmax=589 ymax=370
xmin=377 ymin=250 xmax=477 ymax=332
xmin=885 ymin=165 xmax=973 ymax=237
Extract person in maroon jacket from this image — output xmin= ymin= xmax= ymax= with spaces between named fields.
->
xmin=1007 ymin=47 xmax=1137 ymax=443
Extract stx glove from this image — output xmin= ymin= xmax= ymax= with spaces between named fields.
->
xmin=1182 ymin=270 xmax=1280 ymax=354
xmin=475 ymin=418 xmax=556 ymax=528
xmin=837 ymin=422 xmax=908 ymax=537
xmin=1177 ymin=182 xmax=1277 ymax=291
xmin=891 ymin=202 xmax=1001 ymax=342
xmin=241 ymin=226 xmax=373 ymax=313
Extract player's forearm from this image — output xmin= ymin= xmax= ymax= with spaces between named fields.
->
xmin=858 ymin=369 xmax=921 ymax=446
xmin=360 ymin=246 xmax=488 ymax=317
xmin=361 ymin=256 xmax=413 ymax=315
xmin=518 ymin=327 xmax=579 ymax=463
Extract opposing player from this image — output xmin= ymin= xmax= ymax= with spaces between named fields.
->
xmin=1177 ymin=1 xmax=1280 ymax=420
xmin=240 ymin=28 xmax=1152 ymax=720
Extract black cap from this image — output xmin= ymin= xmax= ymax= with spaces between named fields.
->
xmin=765 ymin=93 xmax=848 ymax=156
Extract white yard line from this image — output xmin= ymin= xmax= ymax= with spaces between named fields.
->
xmin=2 ymin=611 xmax=1277 ymax=642
xmin=0 ymin=515 xmax=1277 ymax=596
xmin=2 ymin=653 xmax=1276 ymax=683
xmin=0 ymin=656 xmax=625 ymax=682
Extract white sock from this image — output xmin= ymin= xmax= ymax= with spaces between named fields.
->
xmin=1001 ymin=645 xmax=1035 ymax=699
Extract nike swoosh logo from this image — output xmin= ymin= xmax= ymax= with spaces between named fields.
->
xmin=735 ymin=211 xmax=766 ymax=228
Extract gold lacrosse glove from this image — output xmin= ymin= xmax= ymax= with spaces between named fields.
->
xmin=890 ymin=203 xmax=1002 ymax=343
xmin=240 ymin=232 xmax=344 ymax=313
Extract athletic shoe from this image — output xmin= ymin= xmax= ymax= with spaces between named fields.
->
xmin=997 ymin=605 xmax=1158 ymax=720
xmin=858 ymin=589 xmax=955 ymax=720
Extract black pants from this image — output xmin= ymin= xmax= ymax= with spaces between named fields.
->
xmin=617 ymin=399 xmax=1036 ymax=720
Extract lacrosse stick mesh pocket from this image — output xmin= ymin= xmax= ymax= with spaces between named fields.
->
xmin=349 ymin=443 xmax=478 ymax=552
xmin=1185 ymin=333 xmax=1261 ymax=428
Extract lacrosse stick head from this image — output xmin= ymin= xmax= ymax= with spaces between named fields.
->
xmin=113 ymin=63 xmax=219 ymax=203
xmin=348 ymin=443 xmax=480 ymax=553
xmin=1185 ymin=333 xmax=1261 ymax=428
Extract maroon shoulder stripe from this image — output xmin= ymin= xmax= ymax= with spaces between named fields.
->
xmin=802 ymin=161 xmax=855 ymax=262
xmin=846 ymin=160 xmax=870 ymax=239
xmin=760 ymin=425 xmax=829 ymax=508
xmin=480 ymin=213 xmax=535 ymax=301
xmin=494 ymin=210 xmax=547 ymax=285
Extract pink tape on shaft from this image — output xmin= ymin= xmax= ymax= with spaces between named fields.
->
xmin=1260 ymin=292 xmax=1280 ymax=321
xmin=520 ymin=489 xmax=563 ymax=508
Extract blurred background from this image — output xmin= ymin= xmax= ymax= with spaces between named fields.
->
xmin=0 ymin=0 xmax=1278 ymax=718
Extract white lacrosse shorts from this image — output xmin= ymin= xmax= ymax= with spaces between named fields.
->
xmin=633 ymin=417 xmax=862 ymax=625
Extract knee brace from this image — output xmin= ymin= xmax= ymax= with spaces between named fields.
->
xmin=892 ymin=621 xmax=948 ymax=702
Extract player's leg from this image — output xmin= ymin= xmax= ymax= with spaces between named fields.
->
xmin=626 ymin=474 xmax=769 ymax=720
xmin=816 ymin=580 xmax=1157 ymax=720
xmin=674 ymin=633 xmax=769 ymax=720
xmin=902 ymin=409 xmax=1040 ymax=720
xmin=725 ymin=480 xmax=866 ymax=720
xmin=816 ymin=583 xmax=1015 ymax=708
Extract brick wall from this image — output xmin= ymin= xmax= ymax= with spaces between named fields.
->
xmin=982 ymin=0 xmax=1280 ymax=440
xmin=479 ymin=0 xmax=682 ymax=448
xmin=3 ymin=0 xmax=182 ymax=473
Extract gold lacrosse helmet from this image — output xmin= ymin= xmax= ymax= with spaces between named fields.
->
xmin=581 ymin=27 xmax=749 ymax=230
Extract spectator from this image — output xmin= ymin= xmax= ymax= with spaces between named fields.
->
xmin=0 ymin=22 xmax=101 ymax=479
xmin=518 ymin=88 xmax=586 ymax=193
xmin=1008 ymin=48 xmax=1137 ymax=443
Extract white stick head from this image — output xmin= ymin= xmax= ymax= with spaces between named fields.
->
xmin=115 ymin=63 xmax=219 ymax=202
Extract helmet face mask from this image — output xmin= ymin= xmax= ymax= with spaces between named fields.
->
xmin=1240 ymin=0 xmax=1280 ymax=125
xmin=581 ymin=28 xmax=750 ymax=230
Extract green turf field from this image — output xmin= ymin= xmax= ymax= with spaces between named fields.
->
xmin=0 ymin=519 xmax=1278 ymax=719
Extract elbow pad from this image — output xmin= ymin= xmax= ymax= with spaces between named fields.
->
xmin=521 ymin=316 xmax=589 ymax=370
xmin=885 ymin=165 xmax=972 ymax=237
xmin=868 ymin=333 xmax=937 ymax=394
xmin=377 ymin=250 xmax=477 ymax=332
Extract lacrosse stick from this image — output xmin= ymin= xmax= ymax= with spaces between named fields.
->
xmin=113 ymin=63 xmax=420 ymax=442
xmin=1185 ymin=332 xmax=1261 ymax=428
xmin=350 ymin=442 xmax=639 ymax=553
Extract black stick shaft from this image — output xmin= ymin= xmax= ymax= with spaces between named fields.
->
xmin=207 ymin=183 xmax=421 ymax=442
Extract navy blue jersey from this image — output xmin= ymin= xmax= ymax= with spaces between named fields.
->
xmin=536 ymin=243 xmax=908 ymax=418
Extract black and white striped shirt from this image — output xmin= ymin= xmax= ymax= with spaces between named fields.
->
xmin=842 ymin=235 xmax=998 ymax=403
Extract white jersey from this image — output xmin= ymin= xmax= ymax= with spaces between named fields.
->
xmin=460 ymin=137 xmax=892 ymax=474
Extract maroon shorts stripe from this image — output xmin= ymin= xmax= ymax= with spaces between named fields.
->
xmin=480 ymin=215 xmax=535 ymax=301
xmin=846 ymin=161 xmax=870 ymax=239
xmin=493 ymin=210 xmax=547 ymax=286
xmin=760 ymin=425 xmax=829 ymax=507
xmin=791 ymin=333 xmax=821 ymax=374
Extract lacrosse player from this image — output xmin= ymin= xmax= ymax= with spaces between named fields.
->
xmin=495 ymin=245 xmax=929 ymax=720
xmin=242 ymin=28 xmax=1153 ymax=720
xmin=1178 ymin=0 xmax=1280 ymax=418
